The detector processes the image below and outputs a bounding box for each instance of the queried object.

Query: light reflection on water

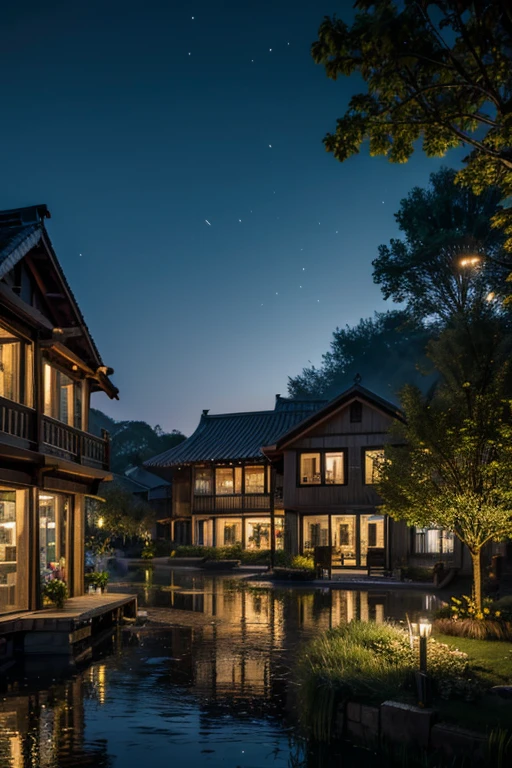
[0,569,441,768]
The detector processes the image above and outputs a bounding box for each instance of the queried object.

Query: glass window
[350,401,362,422]
[43,362,82,428]
[300,453,321,485]
[194,468,213,495]
[216,468,234,495]
[0,325,33,406]
[0,491,18,613]
[246,519,271,550]
[245,466,265,493]
[39,493,69,590]
[303,515,329,549]
[364,449,385,484]
[216,518,242,546]
[325,452,344,484]
[415,527,454,554]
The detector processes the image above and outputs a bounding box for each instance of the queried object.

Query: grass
[434,633,512,685]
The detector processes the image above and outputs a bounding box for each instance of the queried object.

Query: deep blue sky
[1,1,459,435]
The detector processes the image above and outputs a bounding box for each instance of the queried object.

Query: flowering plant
[450,595,502,622]
[42,578,68,609]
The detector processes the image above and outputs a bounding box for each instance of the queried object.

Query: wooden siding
[282,401,397,510]
[172,468,192,518]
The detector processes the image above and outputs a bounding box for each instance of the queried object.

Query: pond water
[0,568,441,768]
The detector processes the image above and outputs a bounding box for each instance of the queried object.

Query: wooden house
[144,397,326,549]
[263,382,463,571]
[147,382,464,573]
[0,204,118,616]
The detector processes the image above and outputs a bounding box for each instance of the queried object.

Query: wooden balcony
[193,493,273,513]
[0,396,110,471]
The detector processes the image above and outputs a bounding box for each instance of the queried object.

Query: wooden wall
[282,401,397,511]
[172,467,192,518]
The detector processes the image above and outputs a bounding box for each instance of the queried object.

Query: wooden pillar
[73,495,85,596]
[269,464,276,570]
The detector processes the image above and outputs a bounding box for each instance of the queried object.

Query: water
[0,568,440,768]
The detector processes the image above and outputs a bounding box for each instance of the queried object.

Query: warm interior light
[97,517,104,529]
[486,292,495,302]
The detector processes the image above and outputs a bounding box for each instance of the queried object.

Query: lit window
[325,452,344,484]
[216,468,234,495]
[364,449,385,484]
[194,468,213,495]
[0,325,33,406]
[300,453,321,485]
[43,362,82,428]
[245,466,265,493]
[415,528,454,555]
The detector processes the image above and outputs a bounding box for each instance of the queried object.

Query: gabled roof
[144,402,326,468]
[0,205,118,399]
[274,394,328,412]
[125,465,171,489]
[266,383,404,453]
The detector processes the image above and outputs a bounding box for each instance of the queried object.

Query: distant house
[144,396,325,549]
[0,205,118,615]
[146,383,465,572]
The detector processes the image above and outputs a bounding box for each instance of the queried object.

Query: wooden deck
[0,593,137,655]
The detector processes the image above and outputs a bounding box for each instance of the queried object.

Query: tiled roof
[144,405,323,467]
[125,465,171,489]
[274,395,328,412]
[0,222,43,280]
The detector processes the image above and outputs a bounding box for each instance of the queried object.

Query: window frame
[193,463,269,497]
[0,319,34,408]
[297,449,348,487]
[362,446,386,486]
[42,358,83,429]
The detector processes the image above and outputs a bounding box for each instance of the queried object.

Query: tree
[86,484,155,554]
[312,1,512,255]
[377,310,512,609]
[373,168,507,320]
[288,310,432,400]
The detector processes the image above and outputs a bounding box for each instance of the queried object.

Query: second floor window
[364,449,385,484]
[300,451,346,485]
[0,324,33,407]
[194,468,213,495]
[43,362,82,429]
[245,466,265,494]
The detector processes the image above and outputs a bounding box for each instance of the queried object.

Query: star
[205,219,211,226]
[269,48,272,52]
[188,52,191,56]
[238,219,242,222]
[268,144,272,148]
[276,292,278,295]
[191,16,194,20]
[302,267,305,271]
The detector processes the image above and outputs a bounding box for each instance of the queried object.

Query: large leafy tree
[374,168,507,320]
[378,310,512,609]
[288,310,432,400]
[312,1,512,256]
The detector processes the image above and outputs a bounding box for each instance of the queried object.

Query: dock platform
[0,593,137,656]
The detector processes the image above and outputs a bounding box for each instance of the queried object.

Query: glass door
[39,494,70,590]
[360,513,385,567]
[332,515,357,566]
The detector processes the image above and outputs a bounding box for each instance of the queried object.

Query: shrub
[85,571,109,591]
[291,554,315,571]
[401,566,434,582]
[295,621,481,742]
[42,579,69,609]
[434,595,512,640]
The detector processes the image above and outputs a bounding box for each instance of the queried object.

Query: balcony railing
[193,493,273,513]
[0,396,109,471]
[41,416,109,470]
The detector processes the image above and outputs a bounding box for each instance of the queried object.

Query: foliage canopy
[312,1,512,255]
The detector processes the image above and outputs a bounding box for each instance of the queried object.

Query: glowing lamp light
[486,292,495,302]
[459,255,481,268]
[418,618,432,639]
[97,517,104,529]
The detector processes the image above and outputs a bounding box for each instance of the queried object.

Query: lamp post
[411,618,432,707]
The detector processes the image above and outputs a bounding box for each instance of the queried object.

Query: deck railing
[0,397,36,442]
[42,416,109,470]
[193,493,273,513]
[0,397,109,470]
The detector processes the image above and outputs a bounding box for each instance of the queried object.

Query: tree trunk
[470,548,482,612]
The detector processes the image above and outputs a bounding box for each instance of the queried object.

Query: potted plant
[85,571,109,593]
[42,578,68,609]
[141,541,155,560]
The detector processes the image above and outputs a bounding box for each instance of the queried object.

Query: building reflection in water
[0,572,440,766]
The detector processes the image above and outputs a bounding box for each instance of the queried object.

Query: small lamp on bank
[411,617,432,707]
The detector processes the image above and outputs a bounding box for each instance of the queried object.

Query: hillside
[89,409,186,473]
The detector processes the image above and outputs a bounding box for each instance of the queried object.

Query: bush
[401,566,434,582]
[153,539,173,557]
[291,554,315,571]
[42,579,69,609]
[295,621,481,742]
[434,595,512,640]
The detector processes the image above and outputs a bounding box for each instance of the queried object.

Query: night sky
[1,1,462,436]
